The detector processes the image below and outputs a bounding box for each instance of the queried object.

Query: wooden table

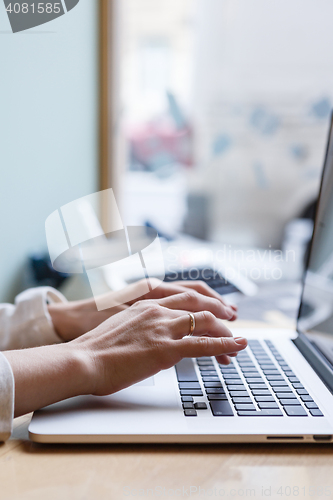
[2,318,333,500]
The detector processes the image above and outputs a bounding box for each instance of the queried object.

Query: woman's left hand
[48,279,237,342]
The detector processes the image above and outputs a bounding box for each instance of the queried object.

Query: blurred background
[1,0,333,324]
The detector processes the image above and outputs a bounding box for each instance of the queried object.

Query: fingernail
[234,337,247,346]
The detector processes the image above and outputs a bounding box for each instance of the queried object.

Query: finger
[157,291,235,321]
[215,354,231,365]
[169,310,234,339]
[173,281,238,312]
[174,335,248,359]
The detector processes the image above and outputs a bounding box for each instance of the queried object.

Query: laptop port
[313,435,332,442]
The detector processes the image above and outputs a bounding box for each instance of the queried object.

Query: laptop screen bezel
[296,112,333,336]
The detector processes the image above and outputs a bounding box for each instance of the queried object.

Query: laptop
[29,116,333,444]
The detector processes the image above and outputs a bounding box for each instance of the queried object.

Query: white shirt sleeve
[0,353,14,442]
[0,287,67,351]
[0,286,67,441]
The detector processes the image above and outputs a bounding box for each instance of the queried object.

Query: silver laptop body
[29,117,333,444]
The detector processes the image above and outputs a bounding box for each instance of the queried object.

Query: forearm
[3,344,90,418]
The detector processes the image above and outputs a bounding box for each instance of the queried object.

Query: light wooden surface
[2,317,333,500]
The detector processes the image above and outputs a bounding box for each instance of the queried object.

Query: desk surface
[2,317,333,500]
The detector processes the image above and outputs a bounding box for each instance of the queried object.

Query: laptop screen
[297,115,333,363]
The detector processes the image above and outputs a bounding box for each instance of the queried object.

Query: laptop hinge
[293,334,333,394]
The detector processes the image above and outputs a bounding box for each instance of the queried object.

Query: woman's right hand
[5,290,247,417]
[73,291,247,397]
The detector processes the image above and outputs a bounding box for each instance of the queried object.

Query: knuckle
[183,290,199,303]
[146,301,162,316]
[197,281,210,292]
[200,310,215,325]
[218,336,230,351]
[196,336,211,350]
[134,300,162,318]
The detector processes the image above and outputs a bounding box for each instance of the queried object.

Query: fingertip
[234,337,247,347]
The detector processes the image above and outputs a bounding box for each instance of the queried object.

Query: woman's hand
[5,291,247,417]
[48,279,237,342]
[73,291,246,397]
[127,278,238,319]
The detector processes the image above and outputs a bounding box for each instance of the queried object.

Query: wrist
[48,302,83,342]
[4,342,93,417]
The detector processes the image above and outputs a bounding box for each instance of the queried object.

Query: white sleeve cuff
[0,287,68,351]
[13,286,68,348]
[0,352,14,441]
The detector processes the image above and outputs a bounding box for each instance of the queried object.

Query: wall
[0,0,99,301]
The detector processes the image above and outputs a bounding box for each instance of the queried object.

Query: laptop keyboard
[163,268,239,295]
[175,340,324,417]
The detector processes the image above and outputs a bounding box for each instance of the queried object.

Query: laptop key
[206,388,226,394]
[246,378,264,384]
[235,404,256,411]
[238,410,283,417]
[229,391,249,398]
[207,394,228,400]
[289,377,300,383]
[305,402,318,409]
[258,402,279,409]
[279,364,291,370]
[254,396,275,402]
[221,374,241,379]
[269,381,288,387]
[232,397,253,403]
[184,409,197,416]
[275,392,294,399]
[300,395,313,402]
[204,382,223,388]
[225,379,243,385]
[292,383,304,389]
[202,376,220,382]
[180,389,203,396]
[272,387,294,393]
[181,396,194,403]
[175,359,198,382]
[227,385,246,391]
[285,371,296,377]
[266,375,284,381]
[284,406,307,417]
[252,389,271,396]
[279,399,300,405]
[248,383,268,390]
[179,382,201,390]
[183,402,194,409]
[210,400,234,416]
[243,372,261,378]
[199,365,216,371]
[194,402,207,410]
[310,409,324,416]
[296,389,309,396]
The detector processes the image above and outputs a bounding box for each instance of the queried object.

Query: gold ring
[188,313,195,336]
